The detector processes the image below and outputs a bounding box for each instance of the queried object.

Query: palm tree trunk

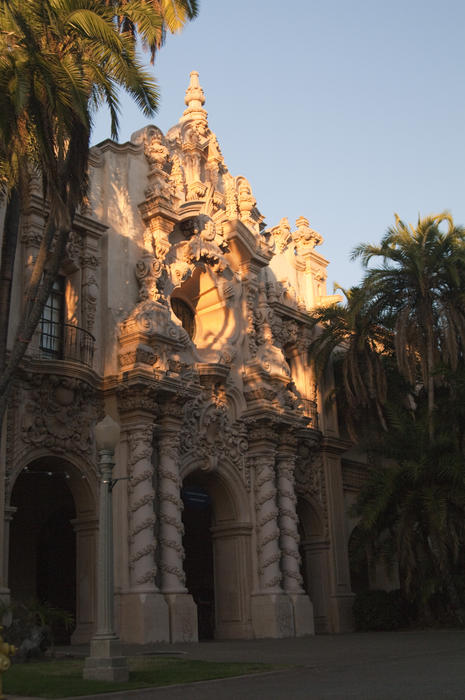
[0,201,75,424]
[0,187,21,373]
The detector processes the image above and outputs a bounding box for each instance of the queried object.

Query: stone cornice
[269,301,313,325]
[90,138,143,159]
[223,219,273,268]
[320,435,352,455]
[20,357,101,389]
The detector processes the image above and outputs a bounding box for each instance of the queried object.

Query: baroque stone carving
[295,445,328,533]
[21,374,98,457]
[292,216,323,255]
[181,392,250,488]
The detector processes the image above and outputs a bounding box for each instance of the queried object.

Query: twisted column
[127,424,157,589]
[157,412,186,593]
[276,435,304,593]
[254,450,282,592]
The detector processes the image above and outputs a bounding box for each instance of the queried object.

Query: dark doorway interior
[9,461,76,642]
[181,479,214,639]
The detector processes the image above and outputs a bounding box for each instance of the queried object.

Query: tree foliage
[309,212,465,623]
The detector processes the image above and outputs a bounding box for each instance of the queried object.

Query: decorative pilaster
[276,431,314,635]
[157,398,197,642]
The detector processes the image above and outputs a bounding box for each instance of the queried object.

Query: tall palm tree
[0,0,164,418]
[353,213,465,437]
[308,284,393,437]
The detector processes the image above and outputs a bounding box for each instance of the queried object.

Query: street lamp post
[83,415,129,682]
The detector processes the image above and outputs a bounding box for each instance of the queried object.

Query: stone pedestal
[119,591,170,643]
[83,637,128,682]
[289,593,314,636]
[251,593,294,638]
[164,593,198,642]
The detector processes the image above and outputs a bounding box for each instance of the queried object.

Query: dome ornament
[181,70,208,125]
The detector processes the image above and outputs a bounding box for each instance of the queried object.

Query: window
[171,297,195,340]
[40,277,65,357]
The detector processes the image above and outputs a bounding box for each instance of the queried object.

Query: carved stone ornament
[117,383,159,416]
[269,217,292,253]
[295,446,328,531]
[292,216,323,255]
[21,374,98,457]
[181,393,250,488]
[144,128,170,171]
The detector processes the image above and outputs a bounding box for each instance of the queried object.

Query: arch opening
[181,467,252,640]
[297,496,330,634]
[8,456,96,643]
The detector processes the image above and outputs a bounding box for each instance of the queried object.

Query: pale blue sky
[91,0,465,291]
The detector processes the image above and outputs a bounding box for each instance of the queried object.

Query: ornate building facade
[0,72,357,643]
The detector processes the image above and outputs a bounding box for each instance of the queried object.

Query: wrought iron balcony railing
[39,321,95,368]
[301,398,319,429]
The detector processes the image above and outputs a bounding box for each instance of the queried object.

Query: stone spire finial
[184,71,205,110]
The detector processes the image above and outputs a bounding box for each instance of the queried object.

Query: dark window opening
[40,278,65,357]
[171,297,195,340]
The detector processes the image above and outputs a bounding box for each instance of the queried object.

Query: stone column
[119,420,169,643]
[276,432,314,635]
[127,424,157,589]
[321,439,354,632]
[157,401,197,642]
[248,421,294,638]
[71,516,98,644]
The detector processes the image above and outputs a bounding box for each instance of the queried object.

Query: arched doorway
[8,456,97,643]
[181,481,214,639]
[181,468,253,640]
[297,496,331,634]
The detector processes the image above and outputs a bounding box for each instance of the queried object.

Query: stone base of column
[329,592,355,633]
[164,593,198,642]
[289,593,315,636]
[83,637,128,682]
[119,591,170,643]
[251,593,294,638]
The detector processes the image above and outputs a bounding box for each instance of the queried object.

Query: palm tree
[0,0,164,418]
[108,0,199,61]
[352,213,465,437]
[308,284,393,437]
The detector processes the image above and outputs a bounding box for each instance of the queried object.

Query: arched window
[171,297,195,340]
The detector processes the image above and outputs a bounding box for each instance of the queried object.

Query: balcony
[39,321,95,368]
[301,398,319,429]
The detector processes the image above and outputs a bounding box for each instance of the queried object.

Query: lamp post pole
[83,416,128,682]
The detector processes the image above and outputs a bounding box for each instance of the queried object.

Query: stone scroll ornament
[127,424,157,587]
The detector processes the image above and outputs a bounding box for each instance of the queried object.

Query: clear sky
[91,0,465,292]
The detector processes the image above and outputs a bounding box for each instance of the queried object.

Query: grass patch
[5,655,276,698]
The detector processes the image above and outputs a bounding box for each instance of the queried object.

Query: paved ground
[9,629,465,700]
